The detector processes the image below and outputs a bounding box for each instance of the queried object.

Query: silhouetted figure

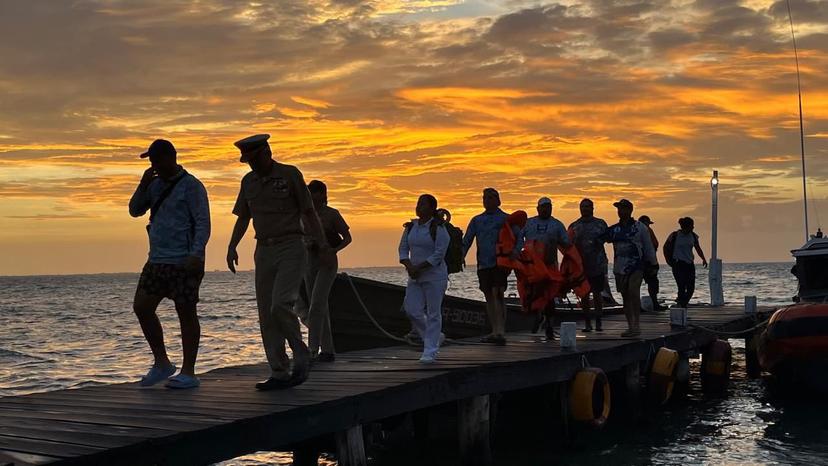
[515,197,570,339]
[817,228,824,239]
[226,134,331,390]
[462,188,509,345]
[638,215,665,312]
[399,194,450,364]
[663,217,708,308]
[568,198,609,332]
[604,199,657,338]
[304,180,352,363]
[128,139,210,389]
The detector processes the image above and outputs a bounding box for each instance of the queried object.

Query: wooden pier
[0,305,774,466]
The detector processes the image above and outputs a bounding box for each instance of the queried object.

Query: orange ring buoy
[648,347,679,405]
[701,339,732,394]
[570,367,611,428]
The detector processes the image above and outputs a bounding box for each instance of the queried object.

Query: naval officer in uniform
[226,134,332,390]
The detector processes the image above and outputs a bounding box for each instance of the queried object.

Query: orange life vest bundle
[496,211,591,313]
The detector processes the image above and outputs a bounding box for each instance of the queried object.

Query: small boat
[757,13,828,392]
[329,273,620,352]
[758,235,828,392]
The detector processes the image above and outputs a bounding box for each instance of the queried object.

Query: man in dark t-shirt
[568,198,608,332]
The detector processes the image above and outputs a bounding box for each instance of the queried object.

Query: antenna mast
[787,0,809,241]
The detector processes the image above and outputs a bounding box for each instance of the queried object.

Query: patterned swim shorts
[137,262,205,305]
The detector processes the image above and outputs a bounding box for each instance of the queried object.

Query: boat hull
[758,302,828,392]
[329,274,615,352]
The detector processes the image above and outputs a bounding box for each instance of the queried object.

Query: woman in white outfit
[398,194,450,364]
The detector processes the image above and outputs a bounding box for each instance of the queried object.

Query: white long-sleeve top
[398,218,450,283]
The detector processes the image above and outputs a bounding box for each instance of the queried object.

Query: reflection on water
[2,264,824,465]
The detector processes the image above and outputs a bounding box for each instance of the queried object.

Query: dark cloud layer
[0,0,826,271]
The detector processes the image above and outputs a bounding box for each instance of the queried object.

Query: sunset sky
[1,0,827,275]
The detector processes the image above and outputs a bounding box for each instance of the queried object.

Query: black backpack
[404,208,465,274]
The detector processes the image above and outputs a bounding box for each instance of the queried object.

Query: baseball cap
[139,139,176,159]
[613,198,633,209]
[638,215,654,225]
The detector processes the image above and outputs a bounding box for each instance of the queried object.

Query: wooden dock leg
[745,333,761,379]
[458,395,492,466]
[335,425,367,466]
[292,447,319,466]
[558,383,571,445]
[624,362,641,418]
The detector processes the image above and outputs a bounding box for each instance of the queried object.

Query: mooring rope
[688,318,770,337]
[343,273,483,347]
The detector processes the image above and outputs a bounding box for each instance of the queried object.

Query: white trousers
[403,279,448,357]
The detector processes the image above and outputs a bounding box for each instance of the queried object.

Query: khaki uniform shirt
[232,161,313,240]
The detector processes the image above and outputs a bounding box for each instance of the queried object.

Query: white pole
[710,171,724,306]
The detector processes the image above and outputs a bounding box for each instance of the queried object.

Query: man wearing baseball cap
[604,199,657,337]
[462,188,510,344]
[129,139,211,389]
[568,198,609,332]
[226,134,332,390]
[514,196,571,339]
[638,215,665,312]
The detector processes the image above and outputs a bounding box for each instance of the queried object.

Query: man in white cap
[129,139,211,389]
[515,197,570,266]
[226,134,331,390]
[514,196,570,338]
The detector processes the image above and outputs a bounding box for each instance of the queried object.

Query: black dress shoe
[255,377,297,391]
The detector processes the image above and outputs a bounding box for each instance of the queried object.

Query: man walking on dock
[463,188,509,345]
[514,197,570,339]
[604,199,657,337]
[129,139,211,389]
[663,217,708,308]
[226,134,331,390]
[639,215,666,312]
[568,199,609,332]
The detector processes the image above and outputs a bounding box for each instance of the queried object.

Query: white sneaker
[419,354,436,364]
[139,363,176,387]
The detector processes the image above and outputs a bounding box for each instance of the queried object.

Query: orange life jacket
[496,210,528,271]
[559,244,591,300]
[497,211,591,312]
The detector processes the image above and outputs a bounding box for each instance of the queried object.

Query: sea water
[2,263,827,464]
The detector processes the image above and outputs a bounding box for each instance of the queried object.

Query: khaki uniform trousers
[254,238,309,378]
[305,251,337,356]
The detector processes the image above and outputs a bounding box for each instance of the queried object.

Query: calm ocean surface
[2,263,827,465]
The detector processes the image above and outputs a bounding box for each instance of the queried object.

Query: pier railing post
[458,395,492,466]
[335,424,367,466]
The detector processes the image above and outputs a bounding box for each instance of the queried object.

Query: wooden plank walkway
[0,306,774,466]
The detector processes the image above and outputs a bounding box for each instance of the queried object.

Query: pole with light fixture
[709,170,724,306]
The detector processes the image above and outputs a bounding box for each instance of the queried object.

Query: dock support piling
[745,333,761,379]
[458,395,492,466]
[624,362,641,417]
[559,383,572,444]
[292,447,319,466]
[335,425,367,466]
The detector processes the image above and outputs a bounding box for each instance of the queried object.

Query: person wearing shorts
[463,188,509,345]
[129,139,211,389]
[568,199,609,332]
